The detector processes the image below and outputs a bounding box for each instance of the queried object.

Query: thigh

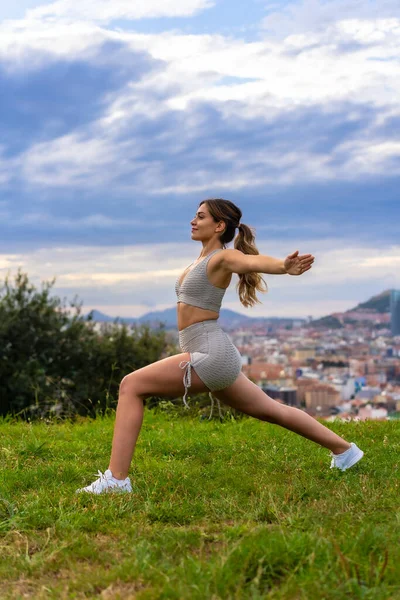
[121,352,210,400]
[212,372,285,422]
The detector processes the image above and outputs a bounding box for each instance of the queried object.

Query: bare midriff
[177,252,232,331]
[177,303,220,332]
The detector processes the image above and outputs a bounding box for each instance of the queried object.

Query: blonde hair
[199,198,268,308]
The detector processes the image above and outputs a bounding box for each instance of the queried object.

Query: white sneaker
[330,442,364,471]
[76,469,132,494]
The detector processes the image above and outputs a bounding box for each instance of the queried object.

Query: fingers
[300,255,315,265]
[300,256,315,274]
[289,252,315,275]
[299,254,314,260]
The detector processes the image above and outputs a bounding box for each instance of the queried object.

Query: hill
[307,289,392,329]
[349,289,391,313]
[1,414,398,599]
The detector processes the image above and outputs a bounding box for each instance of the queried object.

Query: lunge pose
[77,199,363,494]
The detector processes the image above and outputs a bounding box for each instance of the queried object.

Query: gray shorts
[178,319,242,409]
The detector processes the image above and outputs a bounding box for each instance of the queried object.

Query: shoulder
[218,249,254,275]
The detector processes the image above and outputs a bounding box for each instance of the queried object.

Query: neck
[199,245,223,258]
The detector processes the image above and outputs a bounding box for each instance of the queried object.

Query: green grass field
[1,411,399,599]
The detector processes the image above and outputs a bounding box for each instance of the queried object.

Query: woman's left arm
[220,249,314,276]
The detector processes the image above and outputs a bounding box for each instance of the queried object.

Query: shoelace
[90,470,113,491]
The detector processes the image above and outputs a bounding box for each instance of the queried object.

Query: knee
[119,373,136,395]
[119,372,147,400]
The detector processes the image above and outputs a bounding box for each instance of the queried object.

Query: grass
[0,411,399,599]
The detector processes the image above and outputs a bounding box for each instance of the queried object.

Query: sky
[0,0,399,319]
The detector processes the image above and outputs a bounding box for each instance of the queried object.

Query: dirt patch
[0,575,149,600]
[100,581,148,599]
[0,580,36,600]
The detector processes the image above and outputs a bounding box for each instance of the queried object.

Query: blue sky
[0,0,399,319]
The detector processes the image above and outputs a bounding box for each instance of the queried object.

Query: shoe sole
[76,486,132,494]
[342,448,364,471]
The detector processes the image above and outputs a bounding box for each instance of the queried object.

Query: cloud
[261,0,400,37]
[26,0,215,24]
[0,39,163,157]
[1,14,398,199]
[13,98,399,194]
[1,175,398,256]
[332,139,400,173]
[0,1,398,274]
[1,239,398,318]
[0,211,144,229]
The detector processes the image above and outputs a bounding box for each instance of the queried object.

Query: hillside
[1,413,399,599]
[308,289,392,329]
[349,289,391,313]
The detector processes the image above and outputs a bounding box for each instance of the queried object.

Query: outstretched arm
[220,249,315,276]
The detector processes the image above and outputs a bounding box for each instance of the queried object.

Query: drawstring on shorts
[179,359,223,419]
[208,392,223,420]
[179,360,192,409]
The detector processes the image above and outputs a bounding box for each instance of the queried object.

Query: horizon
[83,287,394,322]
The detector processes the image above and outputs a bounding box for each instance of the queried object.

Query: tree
[0,270,168,417]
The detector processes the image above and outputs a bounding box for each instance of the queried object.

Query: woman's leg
[108,388,145,480]
[108,352,210,479]
[213,373,351,454]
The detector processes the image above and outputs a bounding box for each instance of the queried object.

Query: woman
[77,199,363,494]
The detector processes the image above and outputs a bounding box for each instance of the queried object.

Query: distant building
[293,347,315,361]
[357,405,388,420]
[242,362,286,383]
[240,354,252,366]
[330,377,357,401]
[390,289,400,336]
[295,378,319,404]
[356,387,381,401]
[264,385,298,406]
[304,384,341,412]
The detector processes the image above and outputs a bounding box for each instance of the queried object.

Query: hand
[284,250,315,276]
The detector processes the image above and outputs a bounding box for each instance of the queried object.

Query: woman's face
[190,204,224,239]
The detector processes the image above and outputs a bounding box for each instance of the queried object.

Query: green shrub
[0,270,168,418]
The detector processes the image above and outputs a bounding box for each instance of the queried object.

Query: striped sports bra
[175,249,227,313]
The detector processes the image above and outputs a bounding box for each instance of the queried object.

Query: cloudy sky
[0,0,399,320]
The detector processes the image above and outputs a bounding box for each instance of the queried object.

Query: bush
[0,270,169,418]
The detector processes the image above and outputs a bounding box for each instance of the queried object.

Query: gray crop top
[175,249,227,313]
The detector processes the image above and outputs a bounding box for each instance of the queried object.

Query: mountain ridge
[307,289,393,329]
[85,289,394,330]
